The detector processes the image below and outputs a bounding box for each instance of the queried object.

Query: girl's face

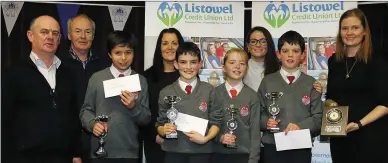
[223,52,248,81]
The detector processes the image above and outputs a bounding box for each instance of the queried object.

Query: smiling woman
[326,8,388,163]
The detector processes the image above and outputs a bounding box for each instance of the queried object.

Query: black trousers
[210,153,249,163]
[143,138,165,163]
[81,131,92,163]
[91,158,138,163]
[164,152,210,163]
[8,156,72,163]
[262,144,311,163]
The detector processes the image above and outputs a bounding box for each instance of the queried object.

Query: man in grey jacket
[80,31,150,163]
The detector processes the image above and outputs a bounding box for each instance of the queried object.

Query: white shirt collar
[225,80,244,93]
[280,67,301,84]
[178,77,198,93]
[30,51,61,69]
[110,64,132,78]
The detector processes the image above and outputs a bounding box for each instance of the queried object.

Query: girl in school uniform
[211,48,261,163]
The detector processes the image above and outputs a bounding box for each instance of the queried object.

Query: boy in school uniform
[80,31,151,163]
[211,48,261,163]
[156,42,222,163]
[257,30,323,163]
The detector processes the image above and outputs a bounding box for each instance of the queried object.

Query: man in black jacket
[59,14,108,163]
[2,15,82,163]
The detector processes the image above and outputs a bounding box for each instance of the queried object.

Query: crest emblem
[240,106,249,116]
[302,95,310,105]
[199,102,208,112]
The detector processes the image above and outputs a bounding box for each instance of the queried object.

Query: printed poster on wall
[145,1,244,86]
[252,2,357,163]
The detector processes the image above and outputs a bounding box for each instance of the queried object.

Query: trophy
[321,106,349,136]
[265,92,283,133]
[163,95,181,139]
[225,104,238,148]
[94,115,110,158]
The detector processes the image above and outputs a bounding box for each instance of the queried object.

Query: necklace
[345,58,356,78]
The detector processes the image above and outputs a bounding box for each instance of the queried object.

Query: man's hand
[283,123,301,135]
[120,90,136,109]
[72,157,82,163]
[184,131,208,145]
[156,135,164,145]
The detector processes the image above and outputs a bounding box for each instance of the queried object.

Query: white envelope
[274,129,313,151]
[174,112,209,136]
[103,74,142,98]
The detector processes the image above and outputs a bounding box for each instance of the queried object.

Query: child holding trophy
[80,31,151,163]
[211,48,261,163]
[156,42,222,163]
[257,30,322,163]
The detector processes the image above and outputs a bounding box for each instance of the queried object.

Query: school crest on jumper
[302,95,310,105]
[240,106,249,116]
[199,102,208,112]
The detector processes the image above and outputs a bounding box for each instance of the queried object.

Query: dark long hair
[245,26,279,76]
[146,28,184,82]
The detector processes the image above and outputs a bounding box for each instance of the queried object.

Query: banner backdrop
[252,2,358,163]
[145,1,244,85]
[1,1,24,36]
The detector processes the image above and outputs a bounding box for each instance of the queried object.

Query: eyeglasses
[249,38,267,46]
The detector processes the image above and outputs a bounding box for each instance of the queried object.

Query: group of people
[204,40,230,69]
[3,8,388,163]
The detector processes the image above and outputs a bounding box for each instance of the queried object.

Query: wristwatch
[356,121,363,129]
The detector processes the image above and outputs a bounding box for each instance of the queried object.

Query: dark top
[59,52,109,109]
[141,68,180,141]
[326,53,388,159]
[2,58,82,160]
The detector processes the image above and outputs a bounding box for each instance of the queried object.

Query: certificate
[103,74,142,98]
[274,129,313,151]
[175,112,209,136]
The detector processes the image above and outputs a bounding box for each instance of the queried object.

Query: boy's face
[109,45,134,72]
[174,53,202,82]
[222,52,248,81]
[277,42,305,71]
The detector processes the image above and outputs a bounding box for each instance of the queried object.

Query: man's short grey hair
[67,14,96,35]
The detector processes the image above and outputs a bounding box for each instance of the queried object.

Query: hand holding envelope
[173,112,209,144]
[103,74,142,98]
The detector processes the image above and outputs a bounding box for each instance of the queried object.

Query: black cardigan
[2,58,82,160]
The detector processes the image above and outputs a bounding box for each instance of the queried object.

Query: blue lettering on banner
[293,2,344,12]
[185,3,233,14]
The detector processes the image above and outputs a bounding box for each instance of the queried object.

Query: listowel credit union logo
[157,2,183,27]
[264,2,290,28]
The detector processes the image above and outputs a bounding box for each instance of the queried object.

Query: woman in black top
[325,8,388,163]
[140,28,184,163]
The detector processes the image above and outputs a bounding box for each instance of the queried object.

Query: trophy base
[94,149,108,158]
[270,127,280,133]
[225,143,237,149]
[166,132,178,139]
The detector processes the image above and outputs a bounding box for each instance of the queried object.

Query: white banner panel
[252,1,358,38]
[145,1,244,71]
[253,2,357,163]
